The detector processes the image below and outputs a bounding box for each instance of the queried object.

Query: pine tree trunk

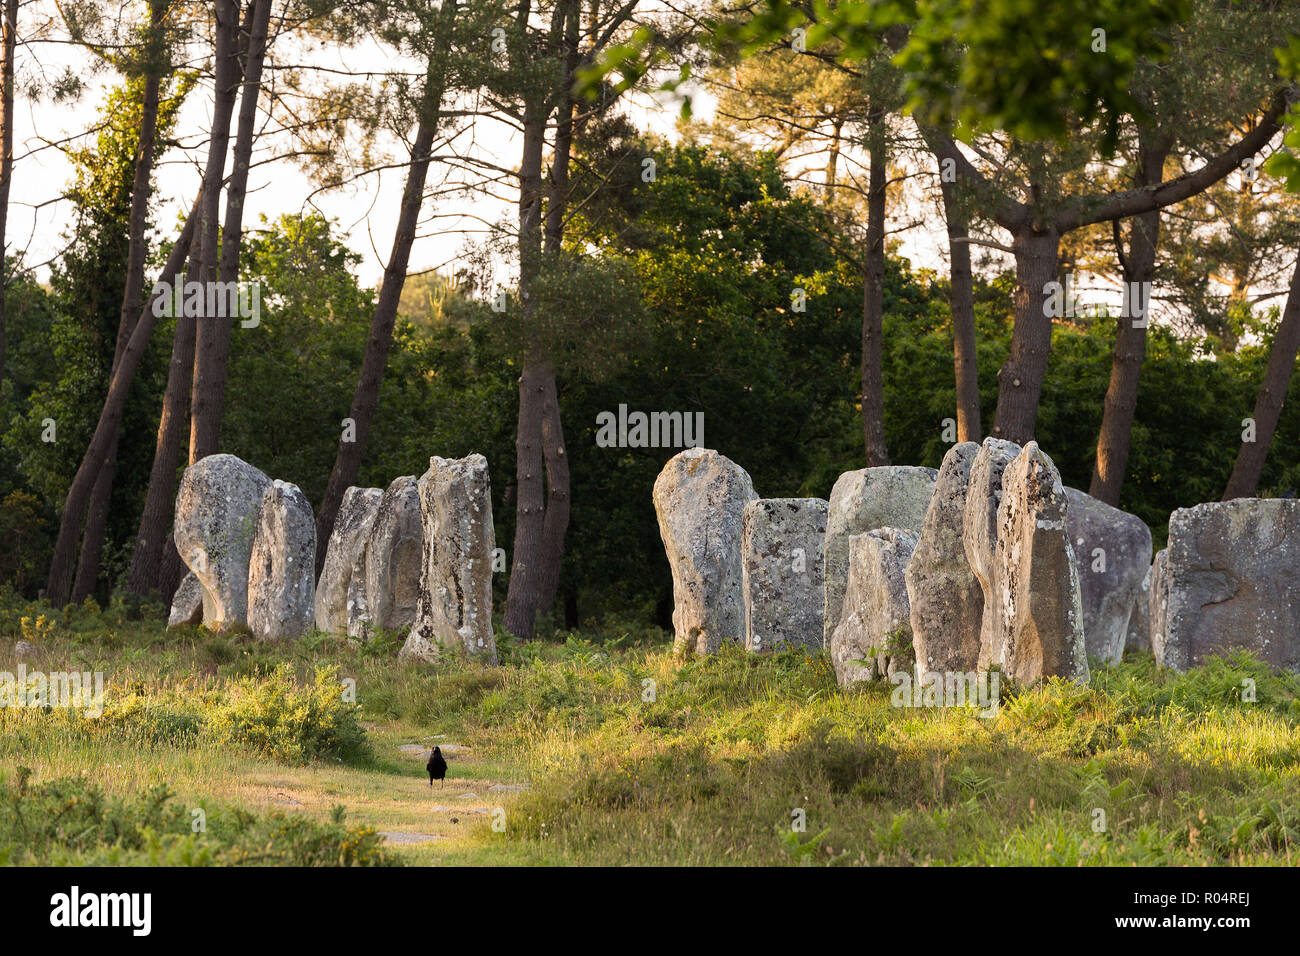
[0,0,17,388]
[941,178,981,443]
[188,0,242,463]
[861,115,889,466]
[125,2,244,599]
[72,1,170,601]
[313,50,449,572]
[1222,255,1300,500]
[534,367,569,617]
[504,96,548,640]
[47,199,201,605]
[504,364,547,638]
[992,225,1061,444]
[124,259,199,599]
[1089,140,1168,505]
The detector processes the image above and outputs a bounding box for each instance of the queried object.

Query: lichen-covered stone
[401,454,496,664]
[653,448,758,657]
[741,498,827,652]
[167,571,203,629]
[247,480,316,641]
[1126,564,1152,654]
[348,476,422,641]
[830,528,918,686]
[1065,487,1153,664]
[173,454,271,630]
[315,486,383,634]
[1153,500,1300,672]
[823,466,936,648]
[962,438,1021,670]
[906,442,983,673]
[989,442,1088,684]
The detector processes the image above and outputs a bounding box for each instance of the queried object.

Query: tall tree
[72,0,175,600]
[0,0,17,388]
[125,0,257,599]
[939,173,980,442]
[187,0,246,463]
[1222,256,1300,500]
[1088,129,1170,505]
[313,0,465,572]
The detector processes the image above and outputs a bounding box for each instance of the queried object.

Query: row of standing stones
[653,443,1300,686]
[166,452,497,664]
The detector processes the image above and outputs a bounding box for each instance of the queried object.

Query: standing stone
[1125,564,1152,654]
[248,480,316,641]
[401,454,496,664]
[990,442,1088,684]
[348,476,422,640]
[173,454,271,630]
[1149,548,1169,663]
[830,528,918,686]
[315,486,383,634]
[1065,487,1153,664]
[741,498,828,653]
[653,448,758,657]
[1153,500,1300,672]
[962,438,1021,669]
[823,466,936,648]
[906,442,983,673]
[167,572,204,629]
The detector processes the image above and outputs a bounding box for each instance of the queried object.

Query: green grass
[2,588,1299,865]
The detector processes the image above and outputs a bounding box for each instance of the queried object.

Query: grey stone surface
[830,528,918,687]
[653,448,758,657]
[1153,500,1300,672]
[401,454,496,663]
[173,454,272,629]
[1065,487,1153,664]
[962,438,1022,670]
[348,476,422,641]
[990,442,1088,684]
[741,497,828,653]
[1150,548,1169,663]
[248,480,316,641]
[1126,564,1152,654]
[168,571,204,629]
[906,442,983,673]
[315,486,383,634]
[823,466,936,648]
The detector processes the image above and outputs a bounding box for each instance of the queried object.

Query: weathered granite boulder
[963,438,1021,669]
[989,442,1088,684]
[315,486,383,634]
[830,528,918,686]
[1152,500,1300,672]
[741,498,828,652]
[248,480,316,640]
[653,448,758,657]
[167,572,204,629]
[401,454,496,664]
[348,476,422,640]
[173,454,271,629]
[906,442,983,673]
[1065,487,1153,664]
[1149,548,1169,663]
[823,466,936,648]
[1126,564,1152,653]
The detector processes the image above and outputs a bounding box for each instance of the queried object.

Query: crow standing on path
[427,746,447,787]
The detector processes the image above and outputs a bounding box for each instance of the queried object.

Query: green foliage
[0,774,390,866]
[706,0,1189,146]
[206,664,372,764]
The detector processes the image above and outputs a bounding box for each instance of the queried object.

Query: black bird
[427,746,448,787]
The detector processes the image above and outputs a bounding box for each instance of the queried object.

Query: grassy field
[2,589,1299,866]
